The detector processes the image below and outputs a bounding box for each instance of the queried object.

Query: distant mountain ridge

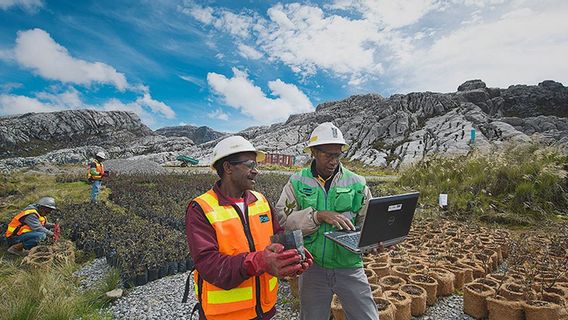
[156,125,226,145]
[0,109,195,168]
[1,79,567,171]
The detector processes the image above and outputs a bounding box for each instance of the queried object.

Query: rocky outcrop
[0,109,194,170]
[181,80,568,167]
[0,109,157,158]
[155,125,225,144]
[1,80,567,171]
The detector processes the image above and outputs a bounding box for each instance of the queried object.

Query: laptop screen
[358,192,419,247]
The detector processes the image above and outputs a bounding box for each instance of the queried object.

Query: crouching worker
[5,197,57,256]
[185,136,313,320]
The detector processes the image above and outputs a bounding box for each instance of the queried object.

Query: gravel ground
[75,259,475,320]
[413,295,474,320]
[74,258,112,291]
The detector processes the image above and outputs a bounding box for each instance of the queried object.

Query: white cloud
[207,67,314,124]
[184,5,214,24]
[0,86,175,125]
[501,7,533,19]
[180,1,568,93]
[14,28,128,90]
[214,11,254,38]
[396,4,568,92]
[35,87,82,107]
[0,0,43,13]
[207,108,229,121]
[332,0,440,29]
[0,82,23,92]
[185,3,417,86]
[462,0,506,8]
[0,94,60,115]
[237,43,263,59]
[257,4,385,79]
[101,90,175,124]
[136,87,176,119]
[0,47,14,62]
[101,98,156,124]
[179,74,205,87]
[0,88,82,115]
[182,5,254,38]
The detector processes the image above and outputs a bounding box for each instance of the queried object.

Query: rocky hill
[0,109,194,170]
[156,125,225,144]
[1,80,567,171]
[183,79,568,167]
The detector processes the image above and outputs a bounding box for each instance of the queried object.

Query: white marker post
[439,193,448,209]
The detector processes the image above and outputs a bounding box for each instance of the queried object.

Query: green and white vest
[290,165,366,269]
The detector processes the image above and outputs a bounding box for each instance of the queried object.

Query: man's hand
[316,211,355,231]
[295,248,314,275]
[245,243,303,277]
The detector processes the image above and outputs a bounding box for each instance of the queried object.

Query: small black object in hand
[270,230,305,262]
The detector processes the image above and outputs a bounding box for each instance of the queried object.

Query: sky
[0,0,567,132]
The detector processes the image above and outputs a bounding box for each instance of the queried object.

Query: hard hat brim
[210,150,266,169]
[304,142,349,154]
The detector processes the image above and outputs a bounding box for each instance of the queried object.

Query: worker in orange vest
[185,136,313,320]
[5,197,57,256]
[88,151,108,202]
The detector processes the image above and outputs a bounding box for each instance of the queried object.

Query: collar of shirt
[310,160,340,192]
[212,180,258,207]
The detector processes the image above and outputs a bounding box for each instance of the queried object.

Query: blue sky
[1,0,567,131]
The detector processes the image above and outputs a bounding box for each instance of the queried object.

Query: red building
[261,153,295,167]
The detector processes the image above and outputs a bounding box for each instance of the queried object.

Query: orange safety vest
[88,159,104,180]
[5,208,47,238]
[192,189,278,320]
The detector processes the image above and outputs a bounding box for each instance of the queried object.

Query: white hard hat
[210,136,266,168]
[95,151,107,159]
[37,196,57,210]
[304,122,349,154]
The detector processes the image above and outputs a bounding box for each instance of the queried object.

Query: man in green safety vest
[275,122,378,320]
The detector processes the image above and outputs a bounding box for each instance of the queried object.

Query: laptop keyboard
[339,233,361,247]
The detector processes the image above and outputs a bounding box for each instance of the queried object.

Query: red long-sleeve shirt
[185,181,282,319]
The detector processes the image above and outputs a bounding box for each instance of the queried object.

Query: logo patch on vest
[301,187,313,194]
[259,214,270,223]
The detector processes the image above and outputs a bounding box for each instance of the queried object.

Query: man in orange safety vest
[185,136,313,320]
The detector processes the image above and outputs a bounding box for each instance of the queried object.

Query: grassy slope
[372,144,568,227]
[0,170,117,320]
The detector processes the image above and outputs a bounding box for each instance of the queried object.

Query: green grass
[342,159,398,177]
[0,169,117,320]
[372,143,568,226]
[0,255,118,320]
[0,171,109,222]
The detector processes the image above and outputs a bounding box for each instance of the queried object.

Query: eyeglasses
[228,159,258,169]
[314,147,344,160]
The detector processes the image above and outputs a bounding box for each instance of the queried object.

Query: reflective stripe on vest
[192,189,278,320]
[88,160,104,180]
[5,209,46,238]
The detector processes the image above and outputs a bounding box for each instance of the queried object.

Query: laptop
[324,192,419,254]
